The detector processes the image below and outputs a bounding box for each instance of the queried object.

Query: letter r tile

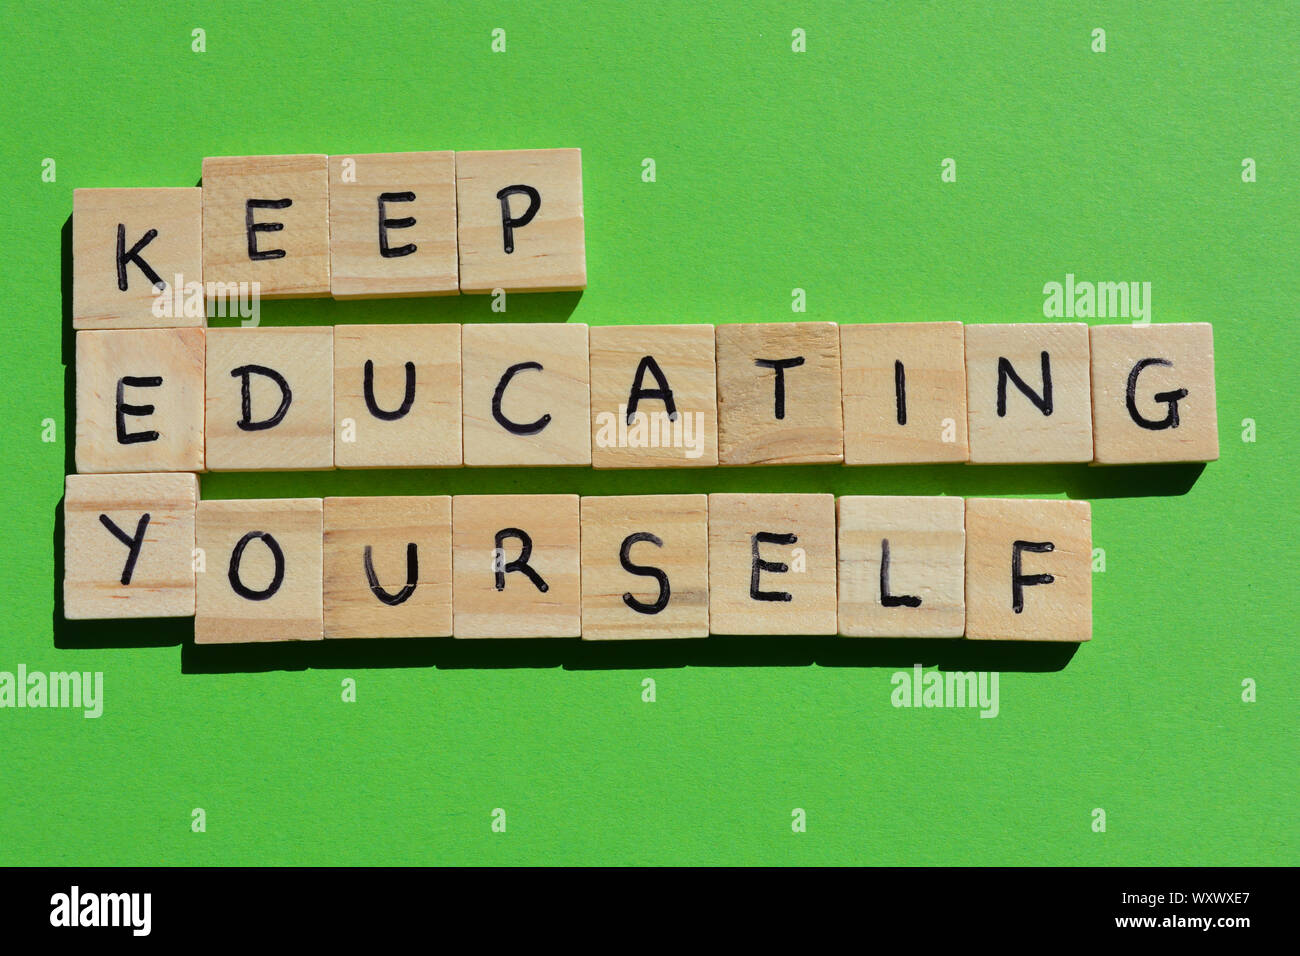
[452,495,581,638]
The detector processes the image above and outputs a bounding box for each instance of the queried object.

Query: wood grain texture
[588,324,718,468]
[75,327,206,473]
[195,497,323,643]
[333,323,462,468]
[456,148,586,292]
[63,472,198,619]
[837,495,965,637]
[964,497,1091,642]
[201,154,330,298]
[323,495,452,638]
[461,323,591,466]
[841,322,969,464]
[581,495,709,640]
[707,493,837,635]
[328,151,459,298]
[73,187,204,329]
[716,322,844,465]
[965,323,1093,463]
[452,494,581,637]
[205,326,334,471]
[1090,323,1219,463]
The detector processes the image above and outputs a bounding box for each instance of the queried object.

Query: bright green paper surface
[0,1,1294,866]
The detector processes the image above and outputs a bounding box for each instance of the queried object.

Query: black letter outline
[496,185,541,254]
[231,365,292,431]
[115,376,162,444]
[364,543,418,606]
[997,351,1053,417]
[1011,540,1055,614]
[378,191,417,258]
[245,198,293,261]
[879,538,922,608]
[116,224,165,291]
[493,528,549,593]
[754,357,806,421]
[363,359,416,421]
[98,513,150,586]
[228,531,286,601]
[619,532,670,615]
[492,362,551,435]
[626,356,678,424]
[894,360,908,426]
[750,531,797,602]
[1126,357,1187,430]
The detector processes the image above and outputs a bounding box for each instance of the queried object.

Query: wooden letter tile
[841,322,969,464]
[452,495,581,637]
[328,152,458,298]
[581,495,709,640]
[324,496,452,638]
[201,155,330,298]
[205,327,334,471]
[461,323,591,466]
[965,323,1093,463]
[715,323,844,464]
[333,324,462,468]
[588,325,718,468]
[72,187,204,330]
[455,148,586,293]
[837,496,965,637]
[195,498,323,643]
[1090,323,1219,463]
[63,473,198,619]
[964,497,1091,642]
[76,328,206,473]
[707,493,837,635]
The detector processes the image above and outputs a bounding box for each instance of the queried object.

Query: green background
[1,1,1295,866]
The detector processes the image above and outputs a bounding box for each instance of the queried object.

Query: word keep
[74,321,1220,472]
[71,149,586,329]
[62,485,1092,643]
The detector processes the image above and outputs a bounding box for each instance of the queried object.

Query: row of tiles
[76,321,1220,473]
[64,476,1092,643]
[72,150,586,327]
